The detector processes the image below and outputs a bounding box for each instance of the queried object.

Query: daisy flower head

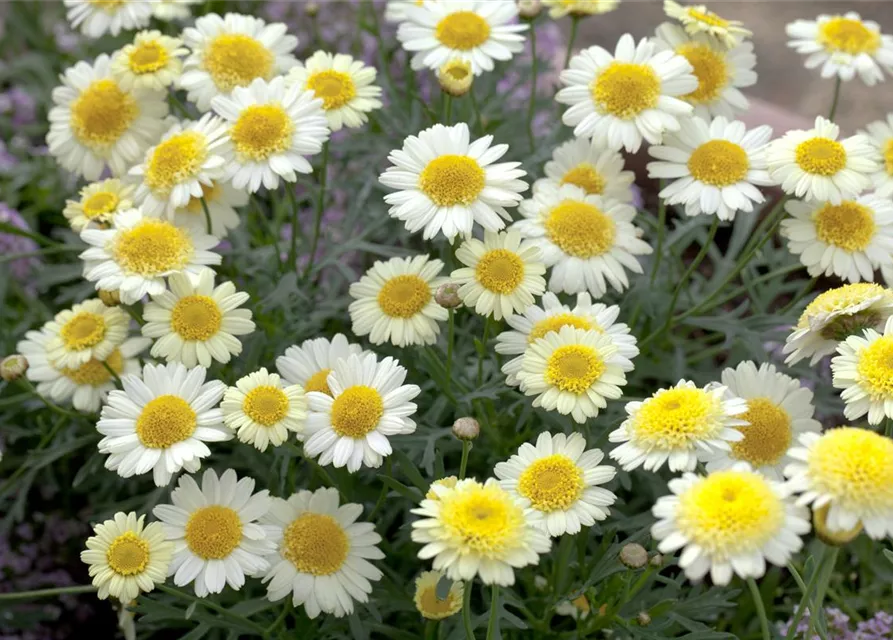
[262,487,384,618]
[648,116,773,221]
[652,464,810,585]
[861,113,893,198]
[304,352,420,472]
[386,1,426,23]
[833,316,893,424]
[64,0,152,38]
[786,13,893,86]
[276,334,364,395]
[542,0,619,20]
[396,0,528,76]
[766,116,879,204]
[45,298,130,369]
[663,1,752,49]
[609,380,748,473]
[151,0,201,22]
[411,477,551,586]
[63,179,135,232]
[556,34,697,153]
[179,12,299,111]
[414,571,464,620]
[81,512,172,601]
[111,30,188,91]
[141,270,255,368]
[171,180,248,238]
[451,230,546,320]
[495,432,617,536]
[222,368,307,451]
[513,182,651,298]
[47,55,169,181]
[96,361,229,487]
[286,51,383,132]
[785,427,893,539]
[780,194,893,283]
[516,326,630,424]
[152,468,277,597]
[538,137,636,204]
[379,123,528,242]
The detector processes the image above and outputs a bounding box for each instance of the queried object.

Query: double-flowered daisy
[411,478,551,586]
[833,317,893,424]
[222,368,307,451]
[64,0,152,38]
[44,298,129,369]
[543,0,619,19]
[785,427,893,539]
[652,465,809,585]
[262,487,384,618]
[780,194,893,283]
[152,469,277,597]
[171,180,248,238]
[861,114,893,198]
[349,255,448,347]
[648,116,772,221]
[414,571,464,620]
[451,230,546,320]
[537,137,636,204]
[557,34,697,153]
[379,123,528,241]
[304,352,420,472]
[495,432,617,537]
[96,362,229,486]
[276,334,364,396]
[609,380,748,472]
[47,54,169,181]
[663,1,752,48]
[514,183,651,298]
[63,179,135,232]
[111,30,188,91]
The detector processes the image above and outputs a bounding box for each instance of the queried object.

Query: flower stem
[157,584,268,636]
[285,185,299,270]
[477,318,490,386]
[649,181,667,284]
[303,140,330,279]
[828,77,842,122]
[805,546,839,640]
[462,580,475,639]
[0,585,97,601]
[443,94,453,124]
[446,309,455,395]
[459,440,471,480]
[486,585,500,640]
[564,17,579,69]
[199,196,213,235]
[746,578,770,640]
[470,88,486,134]
[101,361,123,387]
[526,19,539,152]
[785,548,833,640]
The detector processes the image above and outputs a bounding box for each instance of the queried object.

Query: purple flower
[778,607,854,640]
[0,203,38,280]
[856,611,893,640]
[6,87,36,126]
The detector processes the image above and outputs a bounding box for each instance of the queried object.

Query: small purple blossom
[0,203,38,280]
[856,611,893,640]
[778,607,854,640]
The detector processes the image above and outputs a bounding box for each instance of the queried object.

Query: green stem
[443,94,453,124]
[199,196,213,235]
[470,88,485,133]
[122,304,144,326]
[18,379,83,419]
[304,140,330,279]
[828,77,842,121]
[886,419,893,438]
[459,440,471,480]
[285,184,300,271]
[167,90,191,118]
[446,309,455,396]
[486,585,500,640]
[477,318,490,386]
[564,17,579,69]
[101,361,123,387]
[264,601,291,635]
[463,581,476,639]
[649,181,667,283]
[805,547,839,640]
[0,585,97,600]
[526,19,539,152]
[785,550,829,640]
[157,584,268,636]
[425,620,438,640]
[746,578,770,640]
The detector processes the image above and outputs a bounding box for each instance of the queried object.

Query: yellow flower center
[89,0,125,11]
[517,454,584,512]
[61,349,123,387]
[439,485,525,554]
[61,312,107,350]
[70,79,138,149]
[528,314,598,344]
[799,283,892,329]
[545,344,605,394]
[330,385,384,438]
[592,62,660,119]
[230,104,294,161]
[304,368,333,395]
[128,40,169,74]
[687,140,749,186]
[114,219,193,276]
[204,34,274,92]
[184,182,221,214]
[561,164,606,195]
[855,335,893,399]
[632,387,722,448]
[135,395,197,448]
[677,42,728,104]
[282,513,349,575]
[794,137,847,176]
[545,200,616,258]
[243,385,290,426]
[686,7,729,28]
[817,17,880,55]
[145,131,208,194]
[185,505,243,560]
[814,201,876,252]
[884,138,893,177]
[82,191,120,219]
[106,532,149,576]
[435,11,491,50]
[426,476,458,500]
[418,155,485,207]
[170,295,222,341]
[730,398,792,467]
[807,427,893,510]
[676,471,784,557]
[475,249,524,294]
[377,274,431,318]
[306,69,357,111]
[417,583,461,619]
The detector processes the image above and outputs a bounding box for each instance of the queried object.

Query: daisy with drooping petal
[767,116,879,204]
[96,362,229,487]
[556,34,697,153]
[652,464,809,585]
[833,317,893,424]
[348,255,448,347]
[537,137,636,204]
[45,298,129,369]
[542,0,619,20]
[414,571,464,620]
[495,432,617,537]
[648,116,773,221]
[276,334,364,395]
[452,230,546,320]
[379,123,528,241]
[262,487,384,618]
[81,512,172,601]
[63,179,135,232]
[663,1,752,48]
[47,55,169,181]
[152,0,201,21]
[111,30,188,91]
[171,180,248,238]
[780,194,893,283]
[513,183,651,298]
[609,380,748,472]
[861,113,893,198]
[222,368,307,451]
[303,352,420,472]
[64,0,152,38]
[152,468,277,597]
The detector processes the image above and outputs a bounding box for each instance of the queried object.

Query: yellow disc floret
[307,70,357,111]
[813,201,876,252]
[475,249,524,294]
[282,513,349,575]
[243,385,290,426]
[82,191,120,219]
[730,398,792,467]
[419,155,486,207]
[377,275,431,318]
[128,39,169,74]
[592,62,660,119]
[687,140,749,186]
[631,387,723,448]
[438,483,526,554]
[545,344,605,394]
[106,532,150,576]
[114,219,193,276]
[170,295,222,341]
[185,505,243,559]
[545,200,616,258]
[304,368,333,395]
[807,427,893,511]
[795,137,847,176]
[517,454,584,511]
[61,349,123,386]
[204,34,273,91]
[230,104,295,161]
[561,164,607,195]
[528,314,598,344]
[676,43,728,105]
[817,17,880,55]
[70,79,139,149]
[435,11,491,50]
[61,312,107,350]
[145,131,208,194]
[135,395,197,448]
[855,335,893,399]
[330,385,384,438]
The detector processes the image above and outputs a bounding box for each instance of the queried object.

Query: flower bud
[649,553,663,567]
[435,282,462,309]
[813,504,862,546]
[98,289,121,307]
[438,59,473,97]
[452,417,479,441]
[0,354,28,382]
[637,612,652,626]
[305,2,319,17]
[517,0,542,19]
[619,543,648,569]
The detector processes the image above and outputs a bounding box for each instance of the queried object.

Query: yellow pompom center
[856,335,893,399]
[518,454,584,512]
[439,485,525,554]
[170,295,222,341]
[307,70,357,111]
[135,395,197,448]
[807,427,893,511]
[82,191,120,219]
[795,137,847,176]
[798,283,891,329]
[545,344,605,394]
[592,62,660,119]
[677,42,728,105]
[106,532,149,576]
[631,387,722,448]
[114,219,193,276]
[204,34,274,91]
[185,505,243,559]
[243,385,290,426]
[475,249,524,294]
[61,349,123,386]
[70,79,139,149]
[304,368,333,395]
[528,314,597,344]
[818,17,880,55]
[435,11,491,50]
[231,104,295,161]
[561,164,607,196]
[419,155,486,207]
[731,398,792,467]
[545,200,616,258]
[128,40,169,74]
[330,385,384,438]
[61,312,106,350]
[814,201,875,252]
[377,274,431,318]
[687,140,749,186]
[282,513,349,575]
[145,131,208,194]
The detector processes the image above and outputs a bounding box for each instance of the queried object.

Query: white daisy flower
[171,180,248,238]
[47,54,169,181]
[262,487,384,618]
[151,0,200,21]
[179,12,299,112]
[648,116,773,221]
[609,379,748,473]
[652,464,809,585]
[222,368,307,451]
[766,116,879,204]
[542,0,619,19]
[111,30,188,91]
[495,432,617,537]
[141,270,255,368]
[386,1,427,23]
[513,183,651,298]
[861,113,893,198]
[64,0,152,38]
[45,298,130,369]
[276,334,365,396]
[786,13,893,86]
[152,468,277,597]
[304,352,420,472]
[663,1,752,48]
[537,137,636,204]
[96,362,230,487]
[379,123,528,242]
[396,0,528,76]
[451,230,546,320]
[63,179,136,232]
[556,34,697,153]
[349,255,448,347]
[780,194,893,283]
[832,316,893,424]
[79,208,221,305]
